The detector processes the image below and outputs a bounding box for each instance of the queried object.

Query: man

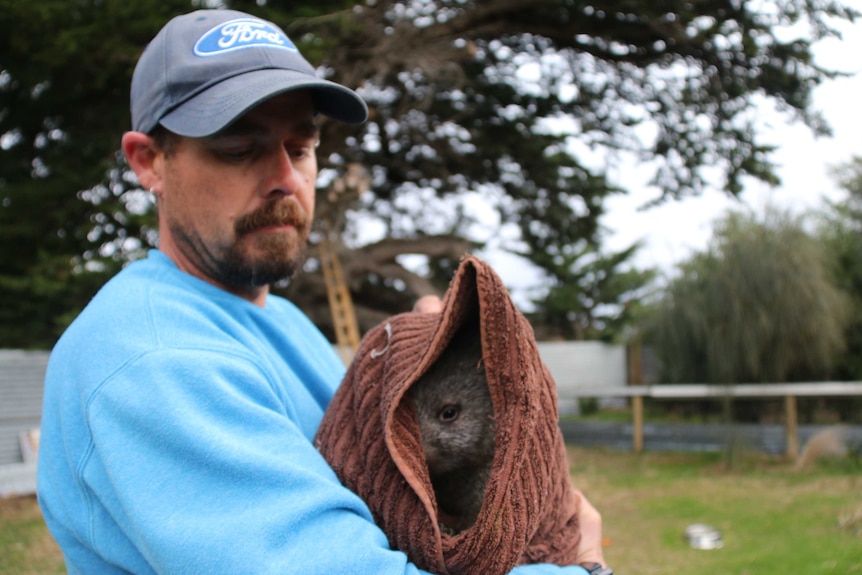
[37,9,609,574]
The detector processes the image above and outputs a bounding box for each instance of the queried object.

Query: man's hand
[573,490,607,567]
[412,295,443,313]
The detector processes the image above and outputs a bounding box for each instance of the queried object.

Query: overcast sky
[473,6,862,308]
[600,7,862,275]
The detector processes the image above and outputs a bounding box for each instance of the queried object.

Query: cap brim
[159,68,368,137]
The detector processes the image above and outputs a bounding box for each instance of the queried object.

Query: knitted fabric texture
[314,255,581,575]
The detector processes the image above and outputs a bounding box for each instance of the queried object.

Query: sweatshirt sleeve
[81,347,424,574]
[80,348,592,575]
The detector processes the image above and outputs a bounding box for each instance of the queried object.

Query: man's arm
[54,344,598,575]
[71,348,423,573]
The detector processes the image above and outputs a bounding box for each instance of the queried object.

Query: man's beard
[172,199,311,290]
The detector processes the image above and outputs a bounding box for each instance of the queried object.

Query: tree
[646,208,849,385]
[811,156,862,421]
[0,0,194,347]
[268,0,858,336]
[816,157,862,380]
[528,242,656,341]
[1,0,857,346]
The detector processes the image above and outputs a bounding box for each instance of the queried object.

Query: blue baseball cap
[131,9,368,137]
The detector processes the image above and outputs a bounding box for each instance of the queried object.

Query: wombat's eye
[438,404,460,423]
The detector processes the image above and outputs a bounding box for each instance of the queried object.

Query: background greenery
[2,0,858,348]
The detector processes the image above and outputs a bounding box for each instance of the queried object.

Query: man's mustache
[235,200,309,237]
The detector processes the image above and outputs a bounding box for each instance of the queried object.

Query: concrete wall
[537,341,628,413]
[0,350,47,465]
[0,350,48,497]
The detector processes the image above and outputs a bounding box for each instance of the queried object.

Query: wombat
[409,324,496,534]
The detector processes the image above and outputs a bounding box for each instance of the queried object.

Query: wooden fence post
[627,341,644,453]
[784,395,799,460]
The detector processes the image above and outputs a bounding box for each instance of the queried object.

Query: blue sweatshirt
[37,250,589,575]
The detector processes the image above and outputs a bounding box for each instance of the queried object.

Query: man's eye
[289,139,319,159]
[220,146,255,159]
[206,136,260,160]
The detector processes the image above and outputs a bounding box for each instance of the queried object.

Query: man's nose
[264,146,302,198]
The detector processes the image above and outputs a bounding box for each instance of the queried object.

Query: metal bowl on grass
[685,524,723,549]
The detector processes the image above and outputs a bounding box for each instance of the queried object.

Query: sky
[474,5,862,307]
[600,7,862,275]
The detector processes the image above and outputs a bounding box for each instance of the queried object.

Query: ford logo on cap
[194,18,298,56]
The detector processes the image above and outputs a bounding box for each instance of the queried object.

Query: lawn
[568,447,862,574]
[0,495,64,575]
[1,448,859,574]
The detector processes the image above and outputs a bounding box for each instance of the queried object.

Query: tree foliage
[528,242,656,341]
[816,156,862,380]
[271,0,857,337]
[646,209,849,384]
[0,0,194,347]
[1,0,857,347]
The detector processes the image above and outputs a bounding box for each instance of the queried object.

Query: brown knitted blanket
[314,255,581,574]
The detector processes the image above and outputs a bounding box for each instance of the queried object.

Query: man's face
[156,90,318,295]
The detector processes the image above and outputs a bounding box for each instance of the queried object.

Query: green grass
[569,447,862,575]
[2,449,860,574]
[0,496,65,575]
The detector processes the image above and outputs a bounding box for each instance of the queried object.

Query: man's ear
[121,131,162,194]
